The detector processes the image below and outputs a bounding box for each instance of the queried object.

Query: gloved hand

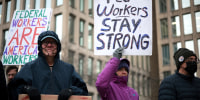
[113,47,124,59]
[58,88,72,100]
[23,86,41,100]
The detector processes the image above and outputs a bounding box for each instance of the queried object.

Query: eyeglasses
[42,41,57,47]
[185,57,200,64]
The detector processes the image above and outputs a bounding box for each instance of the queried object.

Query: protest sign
[2,8,52,65]
[94,0,152,55]
[18,94,92,100]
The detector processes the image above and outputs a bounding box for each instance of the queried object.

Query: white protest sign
[94,0,152,55]
[2,8,52,65]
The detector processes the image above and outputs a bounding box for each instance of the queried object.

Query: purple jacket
[96,57,139,100]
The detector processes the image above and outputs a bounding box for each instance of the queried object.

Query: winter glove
[23,86,41,100]
[58,88,72,100]
[113,47,124,59]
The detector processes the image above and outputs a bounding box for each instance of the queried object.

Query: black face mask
[185,61,197,75]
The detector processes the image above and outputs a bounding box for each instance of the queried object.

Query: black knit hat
[118,59,130,73]
[37,31,61,57]
[173,48,197,70]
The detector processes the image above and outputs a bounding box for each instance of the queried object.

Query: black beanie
[173,48,197,70]
[118,59,130,73]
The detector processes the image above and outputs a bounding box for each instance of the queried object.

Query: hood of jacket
[37,31,61,58]
[113,58,130,84]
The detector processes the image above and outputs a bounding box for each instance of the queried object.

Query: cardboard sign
[18,94,92,100]
[2,8,52,65]
[94,0,152,55]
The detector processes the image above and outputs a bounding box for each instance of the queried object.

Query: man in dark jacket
[9,31,88,100]
[159,48,200,100]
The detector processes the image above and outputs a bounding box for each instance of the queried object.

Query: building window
[173,42,181,53]
[88,0,93,16]
[45,0,51,8]
[159,0,167,13]
[70,0,75,8]
[163,71,171,78]
[35,0,40,9]
[69,14,75,43]
[79,54,84,76]
[182,0,190,8]
[55,14,63,40]
[141,56,144,70]
[96,60,102,74]
[79,20,85,46]
[194,0,200,5]
[0,3,2,24]
[131,56,134,67]
[198,39,200,58]
[136,56,139,68]
[137,74,140,94]
[6,0,11,22]
[88,24,93,50]
[88,93,94,100]
[88,57,93,76]
[68,50,74,64]
[185,40,194,51]
[160,18,168,39]
[57,0,63,6]
[16,0,20,10]
[162,44,170,65]
[88,57,93,85]
[3,30,9,48]
[147,78,151,96]
[171,16,180,37]
[25,0,30,9]
[195,11,200,33]
[146,56,150,72]
[142,76,146,96]
[131,72,135,88]
[171,0,179,11]
[80,0,84,12]
[183,14,192,35]
[97,94,101,100]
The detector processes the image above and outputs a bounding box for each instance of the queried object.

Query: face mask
[185,61,197,75]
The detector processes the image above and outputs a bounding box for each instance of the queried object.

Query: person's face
[7,69,17,82]
[181,56,197,69]
[41,38,57,57]
[116,67,128,77]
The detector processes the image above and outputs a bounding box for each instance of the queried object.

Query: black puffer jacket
[9,31,88,100]
[159,71,200,100]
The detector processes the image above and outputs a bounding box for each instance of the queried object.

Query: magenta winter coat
[96,57,139,100]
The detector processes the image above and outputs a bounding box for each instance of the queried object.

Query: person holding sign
[159,48,200,100]
[8,31,88,100]
[96,47,139,100]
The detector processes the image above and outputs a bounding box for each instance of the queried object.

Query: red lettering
[17,19,23,27]
[37,18,42,26]
[20,27,32,45]
[32,27,45,45]
[8,46,14,55]
[8,29,19,46]
[18,46,23,55]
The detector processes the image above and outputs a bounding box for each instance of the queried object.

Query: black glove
[58,89,72,100]
[113,47,124,59]
[23,86,41,100]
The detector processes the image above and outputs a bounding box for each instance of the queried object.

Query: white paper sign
[94,0,152,55]
[2,8,52,65]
